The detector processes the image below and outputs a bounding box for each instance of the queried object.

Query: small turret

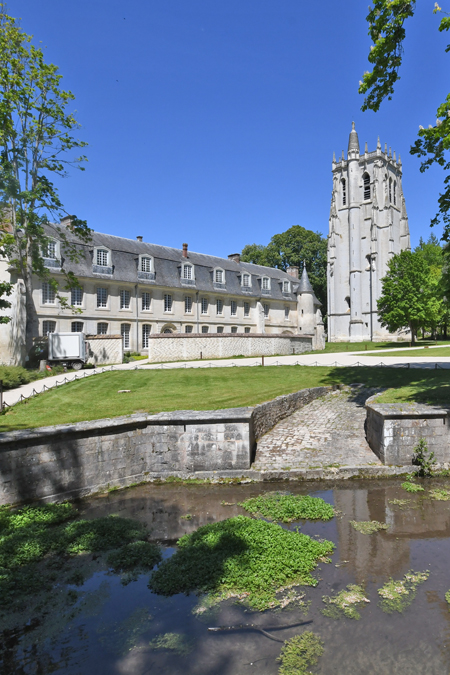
[348,121,360,154]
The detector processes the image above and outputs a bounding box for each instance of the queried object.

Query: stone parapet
[365,396,450,465]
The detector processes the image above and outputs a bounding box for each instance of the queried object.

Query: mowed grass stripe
[1,366,449,431]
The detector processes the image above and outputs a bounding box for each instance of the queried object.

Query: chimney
[136,235,143,242]
[60,215,73,225]
[228,253,240,263]
[286,266,299,279]
[182,243,188,258]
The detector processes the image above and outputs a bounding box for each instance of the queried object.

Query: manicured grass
[310,339,450,355]
[2,365,450,431]
[371,346,450,358]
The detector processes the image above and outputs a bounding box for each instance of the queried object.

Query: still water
[2,479,450,674]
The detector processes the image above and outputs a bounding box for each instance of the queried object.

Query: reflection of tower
[327,123,411,342]
[334,488,410,583]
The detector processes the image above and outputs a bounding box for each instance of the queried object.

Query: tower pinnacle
[348,121,360,153]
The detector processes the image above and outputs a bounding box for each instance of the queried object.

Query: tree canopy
[0,7,91,349]
[241,225,327,307]
[359,1,450,238]
[377,249,440,343]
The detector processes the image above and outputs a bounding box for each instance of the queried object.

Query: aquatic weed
[107,540,161,572]
[445,590,450,606]
[97,607,153,655]
[277,631,324,675]
[321,584,369,620]
[401,481,425,493]
[238,493,335,523]
[350,520,388,535]
[149,516,334,611]
[148,632,194,656]
[378,570,429,614]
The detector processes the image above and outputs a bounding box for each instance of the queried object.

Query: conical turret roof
[348,121,360,153]
[298,264,322,306]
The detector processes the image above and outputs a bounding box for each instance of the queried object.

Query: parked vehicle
[48,333,88,370]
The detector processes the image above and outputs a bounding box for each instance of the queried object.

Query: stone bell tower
[327,122,410,342]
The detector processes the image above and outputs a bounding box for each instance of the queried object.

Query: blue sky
[11,0,449,256]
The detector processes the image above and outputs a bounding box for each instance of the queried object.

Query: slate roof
[52,227,300,302]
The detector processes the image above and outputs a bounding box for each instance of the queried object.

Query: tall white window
[216,299,223,315]
[284,306,290,320]
[120,290,130,309]
[342,178,346,206]
[71,287,83,306]
[164,294,173,312]
[97,322,108,335]
[97,287,107,308]
[183,264,193,279]
[264,303,269,317]
[262,277,270,291]
[42,282,55,305]
[363,172,370,200]
[71,321,83,333]
[201,297,208,314]
[185,296,192,313]
[121,323,131,349]
[215,269,224,283]
[244,302,250,317]
[201,325,209,333]
[142,324,151,348]
[142,292,151,311]
[242,273,250,288]
[96,249,109,266]
[185,325,193,333]
[44,240,57,259]
[231,300,237,316]
[42,320,56,336]
[141,257,152,272]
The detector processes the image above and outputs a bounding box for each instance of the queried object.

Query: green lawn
[311,340,450,355]
[367,346,450,359]
[2,366,450,431]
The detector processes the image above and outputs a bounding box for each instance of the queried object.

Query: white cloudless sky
[10,0,450,256]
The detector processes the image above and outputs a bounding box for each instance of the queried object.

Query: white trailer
[48,333,87,370]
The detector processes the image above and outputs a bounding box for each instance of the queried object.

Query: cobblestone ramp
[253,387,382,471]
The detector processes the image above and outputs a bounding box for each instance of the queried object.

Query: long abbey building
[327,123,411,342]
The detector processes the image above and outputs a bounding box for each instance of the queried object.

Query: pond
[1,479,450,674]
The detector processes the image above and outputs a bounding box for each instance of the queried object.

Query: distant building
[0,223,325,364]
[327,123,411,342]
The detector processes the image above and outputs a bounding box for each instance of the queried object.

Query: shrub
[412,438,436,477]
[0,365,36,390]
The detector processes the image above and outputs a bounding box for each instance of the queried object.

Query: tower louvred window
[363,173,370,200]
[342,178,346,206]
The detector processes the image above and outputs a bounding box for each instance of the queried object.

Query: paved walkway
[253,387,382,471]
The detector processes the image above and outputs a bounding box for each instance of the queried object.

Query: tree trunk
[23,246,39,354]
[410,324,415,345]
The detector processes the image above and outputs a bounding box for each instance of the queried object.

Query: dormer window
[42,238,60,268]
[96,249,109,266]
[242,273,251,288]
[363,172,370,200]
[215,268,224,284]
[141,256,152,273]
[138,255,155,281]
[44,240,57,259]
[262,276,271,292]
[282,280,291,294]
[181,263,195,285]
[93,247,113,275]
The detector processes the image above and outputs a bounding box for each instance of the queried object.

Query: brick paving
[252,387,382,471]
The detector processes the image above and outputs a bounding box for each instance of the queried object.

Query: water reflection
[2,479,450,674]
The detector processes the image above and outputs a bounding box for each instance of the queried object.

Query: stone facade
[146,333,317,363]
[366,398,450,465]
[0,227,325,365]
[0,386,328,505]
[327,123,411,342]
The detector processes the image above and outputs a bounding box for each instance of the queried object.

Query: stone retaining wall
[86,335,123,365]
[365,396,450,465]
[147,333,315,363]
[0,386,329,505]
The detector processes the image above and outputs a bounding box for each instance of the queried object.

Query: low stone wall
[86,335,123,365]
[252,386,330,440]
[0,386,329,505]
[366,397,450,465]
[147,333,315,363]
